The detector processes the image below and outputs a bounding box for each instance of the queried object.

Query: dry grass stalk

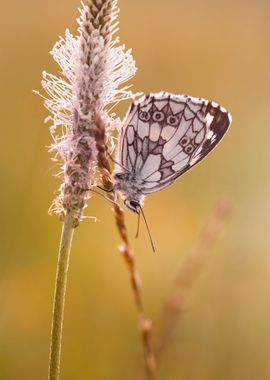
[154,197,232,361]
[133,197,232,380]
[93,115,156,377]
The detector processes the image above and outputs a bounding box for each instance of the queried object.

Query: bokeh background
[1,0,270,379]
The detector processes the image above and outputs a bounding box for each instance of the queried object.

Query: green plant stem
[48,213,75,380]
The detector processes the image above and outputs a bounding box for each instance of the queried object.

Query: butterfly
[113,92,232,215]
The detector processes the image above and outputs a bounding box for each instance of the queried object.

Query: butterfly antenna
[139,206,156,253]
[135,210,141,239]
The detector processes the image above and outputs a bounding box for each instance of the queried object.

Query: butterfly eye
[184,144,195,154]
[180,136,190,147]
[167,115,179,126]
[124,199,139,213]
[130,200,139,208]
[152,111,165,122]
[139,111,151,121]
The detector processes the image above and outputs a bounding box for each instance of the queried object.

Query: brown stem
[133,196,232,380]
[93,115,156,377]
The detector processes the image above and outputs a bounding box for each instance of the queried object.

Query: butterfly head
[113,171,144,213]
[124,199,140,213]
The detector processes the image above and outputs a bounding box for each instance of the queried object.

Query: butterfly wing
[118,92,232,194]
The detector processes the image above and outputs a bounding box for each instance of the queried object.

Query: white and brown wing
[117,92,232,194]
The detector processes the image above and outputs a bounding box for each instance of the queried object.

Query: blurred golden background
[1,0,270,379]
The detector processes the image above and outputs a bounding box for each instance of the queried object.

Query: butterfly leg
[114,190,118,204]
[96,185,114,193]
[89,189,120,207]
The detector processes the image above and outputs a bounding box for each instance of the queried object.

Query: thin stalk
[153,197,232,361]
[93,115,156,377]
[48,213,75,380]
[133,197,232,380]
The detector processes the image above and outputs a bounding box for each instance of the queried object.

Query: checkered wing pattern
[118,92,232,194]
